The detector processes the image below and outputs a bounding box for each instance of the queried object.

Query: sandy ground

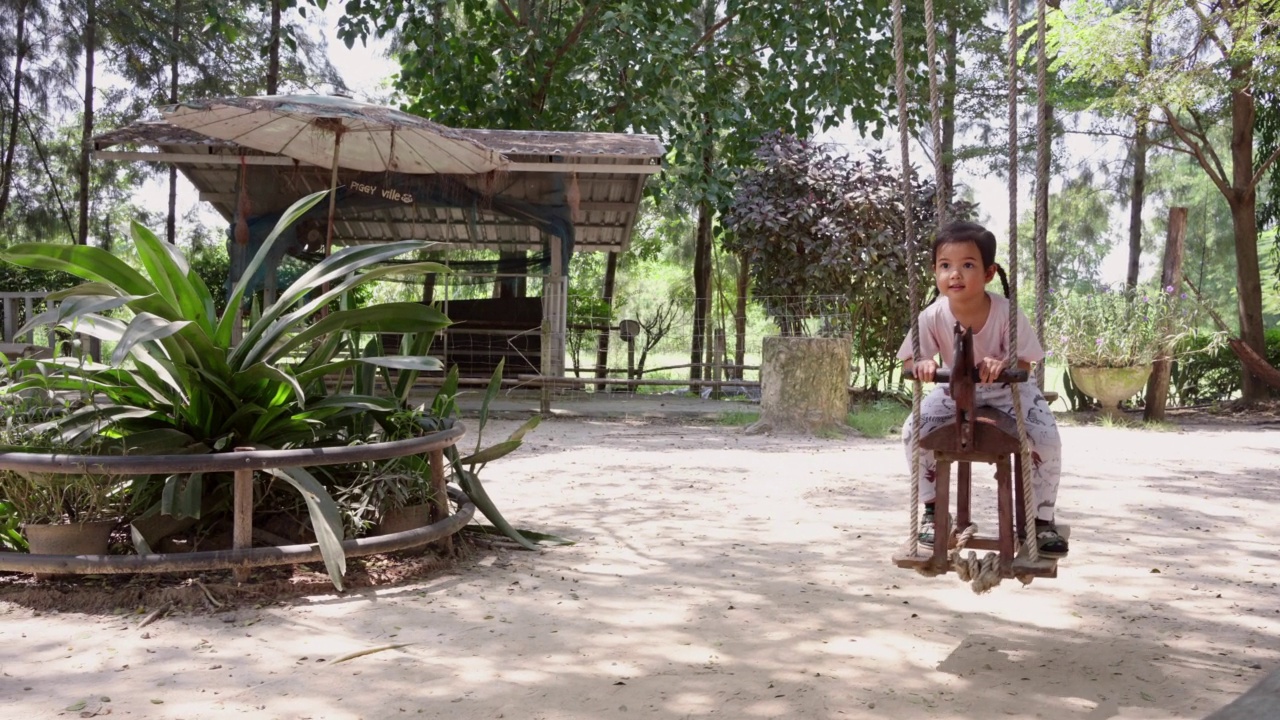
[1,410,1279,720]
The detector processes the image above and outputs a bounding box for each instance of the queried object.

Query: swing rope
[891,0,923,559]
[895,0,1053,591]
[1007,0,1041,571]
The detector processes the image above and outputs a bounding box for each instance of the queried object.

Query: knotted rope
[948,524,1001,594]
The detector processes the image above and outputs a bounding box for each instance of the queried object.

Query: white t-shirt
[897,292,1045,369]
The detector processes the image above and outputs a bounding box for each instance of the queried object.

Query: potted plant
[1044,284,1194,418]
[0,191,454,588]
[2,190,548,585]
[0,393,127,558]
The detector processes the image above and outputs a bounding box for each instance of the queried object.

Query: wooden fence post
[1144,207,1187,422]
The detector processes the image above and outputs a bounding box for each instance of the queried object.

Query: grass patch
[1092,412,1179,431]
[847,400,909,438]
[717,410,759,426]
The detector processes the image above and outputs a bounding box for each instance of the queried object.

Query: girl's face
[933,240,996,305]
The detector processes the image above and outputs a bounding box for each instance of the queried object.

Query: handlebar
[903,367,1028,384]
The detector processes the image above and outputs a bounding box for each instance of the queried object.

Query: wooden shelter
[93,119,664,380]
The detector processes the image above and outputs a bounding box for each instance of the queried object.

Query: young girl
[897,220,1067,557]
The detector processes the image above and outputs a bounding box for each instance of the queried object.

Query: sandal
[1035,522,1069,559]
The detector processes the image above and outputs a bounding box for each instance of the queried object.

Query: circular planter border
[0,425,470,579]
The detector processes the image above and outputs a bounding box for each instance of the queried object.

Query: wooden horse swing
[887,0,1064,593]
[891,323,1067,593]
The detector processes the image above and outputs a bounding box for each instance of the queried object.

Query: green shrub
[1172,328,1280,404]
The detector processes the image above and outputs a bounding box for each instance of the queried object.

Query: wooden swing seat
[892,323,1066,582]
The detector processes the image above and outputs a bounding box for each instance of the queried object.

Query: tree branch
[1187,107,1230,183]
[530,3,603,112]
[1252,144,1280,188]
[496,0,520,25]
[1159,105,1231,196]
[691,12,737,54]
[1183,0,1230,58]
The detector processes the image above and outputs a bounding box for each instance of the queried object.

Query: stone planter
[1069,364,1153,420]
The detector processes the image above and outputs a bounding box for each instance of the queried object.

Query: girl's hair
[932,220,1010,297]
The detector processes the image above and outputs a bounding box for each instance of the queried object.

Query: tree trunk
[1127,8,1153,290]
[939,16,957,210]
[268,0,281,95]
[1126,108,1150,290]
[1228,75,1269,402]
[746,336,851,435]
[0,0,31,222]
[690,110,714,392]
[1144,206,1186,422]
[166,0,182,244]
[76,0,96,247]
[594,251,618,391]
[734,251,749,380]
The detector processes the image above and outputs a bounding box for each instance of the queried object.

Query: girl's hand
[910,359,939,383]
[978,356,1007,383]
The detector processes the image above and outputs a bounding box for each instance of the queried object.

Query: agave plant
[1,191,451,589]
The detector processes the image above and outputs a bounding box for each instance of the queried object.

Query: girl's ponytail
[995,264,1011,298]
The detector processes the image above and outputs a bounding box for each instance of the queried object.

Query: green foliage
[1172,328,1280,405]
[1145,151,1244,324]
[1049,0,1279,402]
[1049,0,1280,117]
[329,0,900,221]
[417,360,548,550]
[0,390,129,524]
[0,191,453,589]
[565,252,611,376]
[0,500,24,552]
[1016,174,1117,293]
[1044,283,1195,368]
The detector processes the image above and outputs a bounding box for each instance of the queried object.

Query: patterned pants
[901,382,1062,522]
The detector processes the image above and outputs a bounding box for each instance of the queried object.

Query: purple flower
[1165,285,1175,293]
[1096,338,1105,347]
